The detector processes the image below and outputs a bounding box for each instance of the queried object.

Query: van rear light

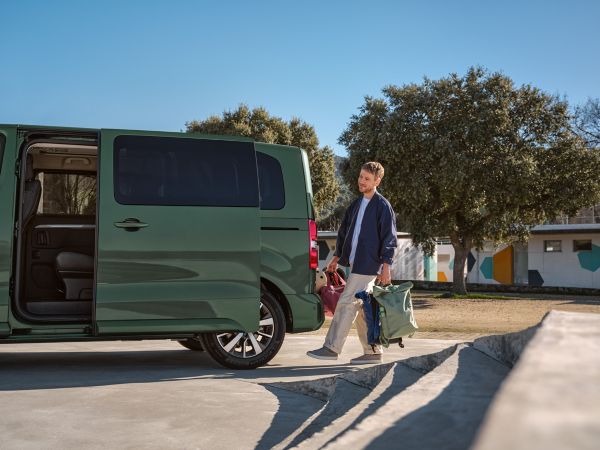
[309,219,318,269]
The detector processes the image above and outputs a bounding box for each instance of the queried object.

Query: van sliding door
[0,127,17,335]
[95,130,261,335]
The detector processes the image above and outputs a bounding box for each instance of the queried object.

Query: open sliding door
[95,130,261,335]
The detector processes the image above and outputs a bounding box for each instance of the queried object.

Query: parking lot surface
[0,335,459,449]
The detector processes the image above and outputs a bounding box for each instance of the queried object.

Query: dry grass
[303,290,600,340]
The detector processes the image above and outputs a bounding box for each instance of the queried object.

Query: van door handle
[114,218,149,231]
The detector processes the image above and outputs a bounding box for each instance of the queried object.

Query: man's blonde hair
[361,161,385,179]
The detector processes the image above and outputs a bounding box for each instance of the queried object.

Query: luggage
[320,271,345,317]
[356,281,418,348]
[315,268,327,293]
[371,282,418,346]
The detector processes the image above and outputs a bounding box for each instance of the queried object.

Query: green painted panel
[480,256,494,279]
[578,244,600,272]
[96,130,262,334]
[424,255,437,281]
[0,127,16,330]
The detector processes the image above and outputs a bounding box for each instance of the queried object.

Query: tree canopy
[339,67,600,293]
[186,105,339,216]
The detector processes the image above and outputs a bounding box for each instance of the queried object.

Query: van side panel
[96,130,262,334]
[256,143,322,332]
[0,127,17,334]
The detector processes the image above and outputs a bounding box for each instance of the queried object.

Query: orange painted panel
[437,271,448,282]
[493,246,513,284]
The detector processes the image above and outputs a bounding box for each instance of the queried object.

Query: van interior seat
[55,251,94,300]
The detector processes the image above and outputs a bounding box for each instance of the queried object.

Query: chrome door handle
[114,218,149,231]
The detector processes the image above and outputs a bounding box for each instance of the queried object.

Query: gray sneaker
[350,354,383,365]
[307,347,338,360]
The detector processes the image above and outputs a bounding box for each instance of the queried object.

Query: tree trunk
[450,233,472,295]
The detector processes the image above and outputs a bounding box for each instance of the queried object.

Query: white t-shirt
[349,197,371,265]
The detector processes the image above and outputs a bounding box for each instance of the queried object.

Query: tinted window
[257,152,285,210]
[0,133,5,174]
[114,135,259,207]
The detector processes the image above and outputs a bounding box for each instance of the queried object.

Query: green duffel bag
[372,282,418,347]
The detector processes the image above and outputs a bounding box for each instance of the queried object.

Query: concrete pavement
[0,334,459,449]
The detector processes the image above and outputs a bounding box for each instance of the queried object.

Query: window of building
[544,240,562,253]
[37,172,96,215]
[573,239,592,252]
[114,135,259,207]
[257,152,284,210]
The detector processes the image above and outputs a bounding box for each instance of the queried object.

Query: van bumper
[286,293,324,332]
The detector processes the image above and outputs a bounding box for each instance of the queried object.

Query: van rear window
[113,135,259,207]
[257,152,285,210]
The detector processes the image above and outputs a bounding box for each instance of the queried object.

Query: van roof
[0,124,255,143]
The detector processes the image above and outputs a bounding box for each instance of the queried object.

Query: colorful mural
[476,245,514,284]
[578,244,600,272]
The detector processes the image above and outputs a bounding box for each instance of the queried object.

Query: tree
[573,97,600,149]
[339,67,600,294]
[186,105,339,217]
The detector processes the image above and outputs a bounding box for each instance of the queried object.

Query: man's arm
[377,202,397,285]
[333,204,352,259]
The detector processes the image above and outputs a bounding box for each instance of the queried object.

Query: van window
[114,135,259,207]
[257,152,285,210]
[0,133,5,174]
[38,172,96,215]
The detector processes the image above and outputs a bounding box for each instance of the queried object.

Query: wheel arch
[260,277,293,333]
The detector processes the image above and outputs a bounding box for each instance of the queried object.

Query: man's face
[358,169,381,194]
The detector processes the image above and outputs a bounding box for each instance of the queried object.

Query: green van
[0,125,324,369]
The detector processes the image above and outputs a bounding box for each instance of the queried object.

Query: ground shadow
[365,346,510,450]
[0,348,360,391]
[255,385,325,450]
[412,298,435,309]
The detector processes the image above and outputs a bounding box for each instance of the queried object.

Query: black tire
[200,289,286,370]
[178,338,204,351]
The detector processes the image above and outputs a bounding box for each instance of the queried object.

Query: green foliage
[340,67,600,293]
[186,105,338,216]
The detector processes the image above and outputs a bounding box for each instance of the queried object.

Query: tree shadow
[412,299,435,309]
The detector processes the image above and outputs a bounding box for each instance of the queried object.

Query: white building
[435,224,600,288]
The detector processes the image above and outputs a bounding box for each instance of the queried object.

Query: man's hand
[327,256,339,273]
[377,263,392,285]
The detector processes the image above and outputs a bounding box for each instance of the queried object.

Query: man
[308,161,397,364]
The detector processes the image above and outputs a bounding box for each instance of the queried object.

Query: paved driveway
[0,335,459,449]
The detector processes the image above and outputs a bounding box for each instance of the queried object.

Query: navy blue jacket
[333,191,397,275]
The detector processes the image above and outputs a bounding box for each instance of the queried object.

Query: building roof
[530,224,600,234]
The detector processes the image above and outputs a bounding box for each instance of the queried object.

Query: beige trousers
[324,270,382,355]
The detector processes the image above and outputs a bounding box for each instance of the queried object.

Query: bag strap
[326,271,342,286]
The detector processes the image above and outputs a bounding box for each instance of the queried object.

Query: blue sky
[1,0,598,155]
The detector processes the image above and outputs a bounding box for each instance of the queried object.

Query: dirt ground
[306,291,600,341]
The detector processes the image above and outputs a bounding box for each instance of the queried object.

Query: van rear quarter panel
[0,127,16,332]
[256,143,310,294]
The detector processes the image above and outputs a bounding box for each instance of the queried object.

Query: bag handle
[326,270,343,286]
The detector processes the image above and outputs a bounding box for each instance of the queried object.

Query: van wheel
[178,338,204,351]
[200,289,285,370]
